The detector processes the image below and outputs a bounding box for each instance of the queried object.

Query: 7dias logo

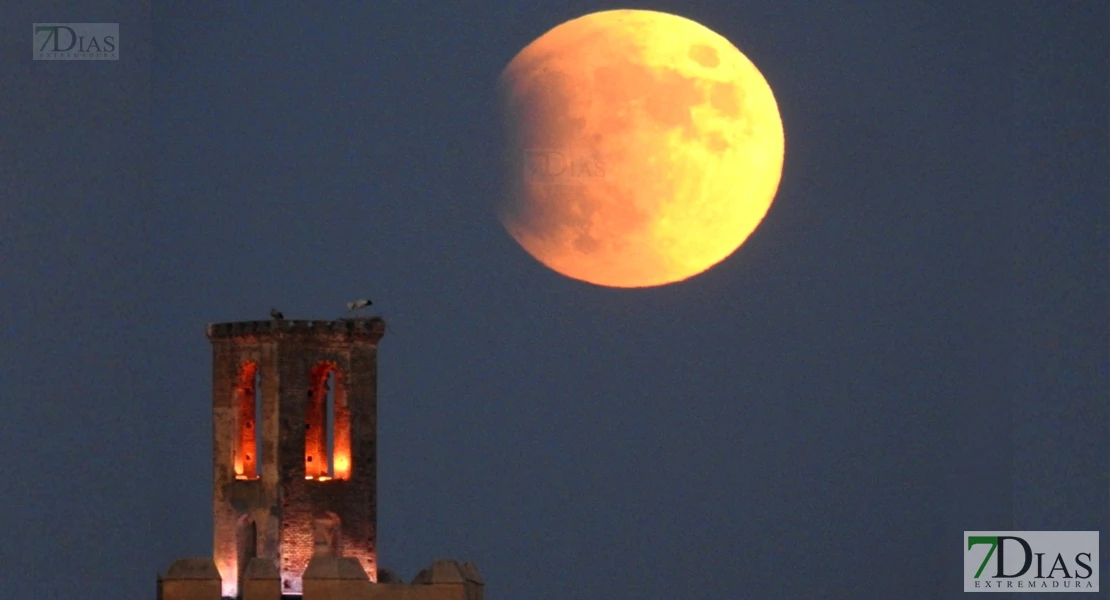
[523,149,605,182]
[33,23,118,60]
[964,531,1099,592]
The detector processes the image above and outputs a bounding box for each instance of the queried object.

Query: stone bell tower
[206,317,385,597]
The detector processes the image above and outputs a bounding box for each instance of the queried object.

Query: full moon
[498,9,784,288]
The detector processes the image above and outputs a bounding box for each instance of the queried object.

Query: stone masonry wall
[207,319,384,597]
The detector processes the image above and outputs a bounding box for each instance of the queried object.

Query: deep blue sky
[1,1,1106,599]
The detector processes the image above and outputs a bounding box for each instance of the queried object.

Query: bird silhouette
[346,299,372,313]
[270,308,284,320]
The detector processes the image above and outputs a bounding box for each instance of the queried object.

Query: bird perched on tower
[270,308,284,320]
[346,298,372,313]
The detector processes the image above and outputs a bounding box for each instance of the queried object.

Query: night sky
[2,2,1106,599]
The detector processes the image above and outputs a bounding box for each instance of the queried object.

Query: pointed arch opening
[306,363,351,480]
[234,362,261,480]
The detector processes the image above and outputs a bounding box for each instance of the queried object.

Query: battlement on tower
[206,317,386,342]
[158,557,484,600]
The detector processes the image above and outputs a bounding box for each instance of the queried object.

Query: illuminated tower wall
[207,318,384,597]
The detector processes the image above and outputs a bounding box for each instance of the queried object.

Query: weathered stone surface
[304,556,371,580]
[364,583,476,600]
[412,559,481,585]
[209,319,383,596]
[457,562,482,585]
[242,557,280,600]
[303,556,373,600]
[160,558,221,600]
[165,558,221,580]
[206,318,386,342]
[243,556,280,579]
[406,560,484,600]
[411,559,464,584]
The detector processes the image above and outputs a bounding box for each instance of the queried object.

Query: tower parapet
[206,318,386,341]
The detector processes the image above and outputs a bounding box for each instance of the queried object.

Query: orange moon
[498,9,785,288]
